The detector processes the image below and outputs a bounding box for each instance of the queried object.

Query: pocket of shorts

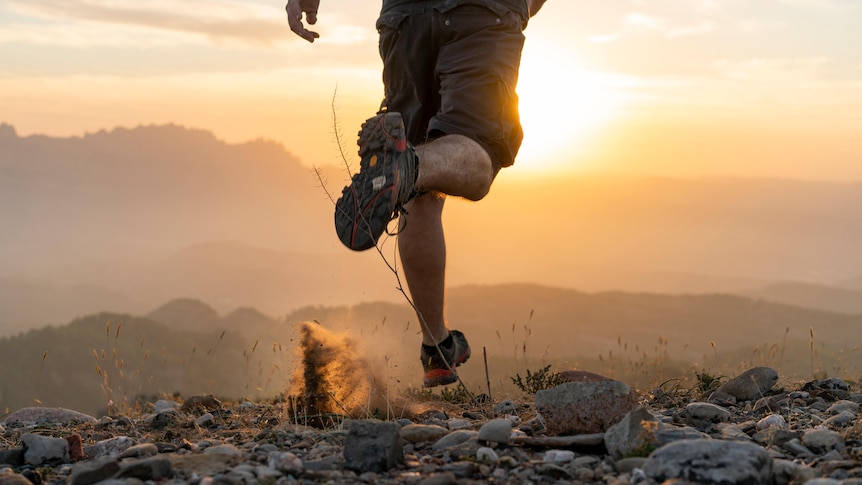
[376,12,408,34]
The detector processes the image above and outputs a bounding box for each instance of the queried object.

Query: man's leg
[398,192,447,347]
[414,134,494,201]
[400,133,495,347]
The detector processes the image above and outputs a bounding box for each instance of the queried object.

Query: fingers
[285,0,320,42]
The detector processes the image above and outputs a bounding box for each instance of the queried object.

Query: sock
[423,333,453,352]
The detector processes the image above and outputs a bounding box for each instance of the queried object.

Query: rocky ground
[2,366,862,484]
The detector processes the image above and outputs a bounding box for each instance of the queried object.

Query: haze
[2,1,862,346]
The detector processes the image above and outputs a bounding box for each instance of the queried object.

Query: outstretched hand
[286,0,321,42]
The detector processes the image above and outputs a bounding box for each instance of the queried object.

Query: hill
[4,284,862,416]
[6,123,862,335]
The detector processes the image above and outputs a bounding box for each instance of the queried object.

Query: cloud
[711,57,831,81]
[589,12,715,42]
[4,0,292,46]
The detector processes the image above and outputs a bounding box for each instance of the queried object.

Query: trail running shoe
[421,330,472,387]
[334,112,418,251]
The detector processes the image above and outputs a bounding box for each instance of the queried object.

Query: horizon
[2,1,861,180]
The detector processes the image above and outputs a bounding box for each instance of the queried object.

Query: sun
[514,39,623,174]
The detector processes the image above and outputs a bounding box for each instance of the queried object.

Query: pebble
[713,366,779,402]
[475,447,499,463]
[401,424,448,444]
[477,419,512,444]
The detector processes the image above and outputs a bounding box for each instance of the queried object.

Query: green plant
[511,364,565,394]
[694,369,724,395]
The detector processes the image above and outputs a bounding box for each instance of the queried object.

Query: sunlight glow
[514,40,624,174]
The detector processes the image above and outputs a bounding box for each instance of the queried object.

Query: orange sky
[2,1,861,180]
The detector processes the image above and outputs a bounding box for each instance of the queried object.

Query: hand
[527,0,547,17]
[286,0,321,42]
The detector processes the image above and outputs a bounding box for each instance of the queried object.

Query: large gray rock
[535,380,638,435]
[604,407,661,459]
[4,407,97,427]
[713,367,779,402]
[343,420,403,473]
[21,433,69,466]
[643,439,773,485]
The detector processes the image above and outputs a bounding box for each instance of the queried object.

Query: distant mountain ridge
[3,284,862,416]
[0,122,327,270]
[5,122,862,335]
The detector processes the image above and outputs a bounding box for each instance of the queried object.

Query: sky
[2,0,861,180]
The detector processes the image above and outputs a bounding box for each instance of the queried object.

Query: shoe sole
[423,346,471,388]
[334,113,409,251]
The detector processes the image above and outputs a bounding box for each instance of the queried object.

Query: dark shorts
[376,2,526,173]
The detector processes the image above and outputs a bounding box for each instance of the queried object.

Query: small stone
[716,423,753,441]
[181,394,222,412]
[476,447,499,463]
[0,474,37,485]
[802,428,845,454]
[757,413,788,431]
[268,451,303,475]
[477,419,512,444]
[400,424,448,444]
[828,400,859,414]
[615,457,647,474]
[824,410,856,427]
[343,420,403,473]
[120,443,158,459]
[446,418,471,430]
[713,367,779,402]
[492,400,517,416]
[431,430,478,451]
[418,471,457,485]
[116,457,173,480]
[68,456,121,485]
[683,402,732,427]
[0,448,24,467]
[65,434,85,462]
[152,400,179,413]
[21,433,69,466]
[604,406,660,459]
[543,449,575,464]
[203,444,243,456]
[84,436,136,459]
[195,413,215,427]
[148,411,176,429]
[655,424,710,444]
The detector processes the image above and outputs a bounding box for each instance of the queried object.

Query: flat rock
[643,438,773,485]
[4,407,97,426]
[400,424,448,444]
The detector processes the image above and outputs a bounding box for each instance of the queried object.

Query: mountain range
[4,122,862,337]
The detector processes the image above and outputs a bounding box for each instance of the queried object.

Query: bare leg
[414,134,494,201]
[398,193,447,346]
[399,134,495,346]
